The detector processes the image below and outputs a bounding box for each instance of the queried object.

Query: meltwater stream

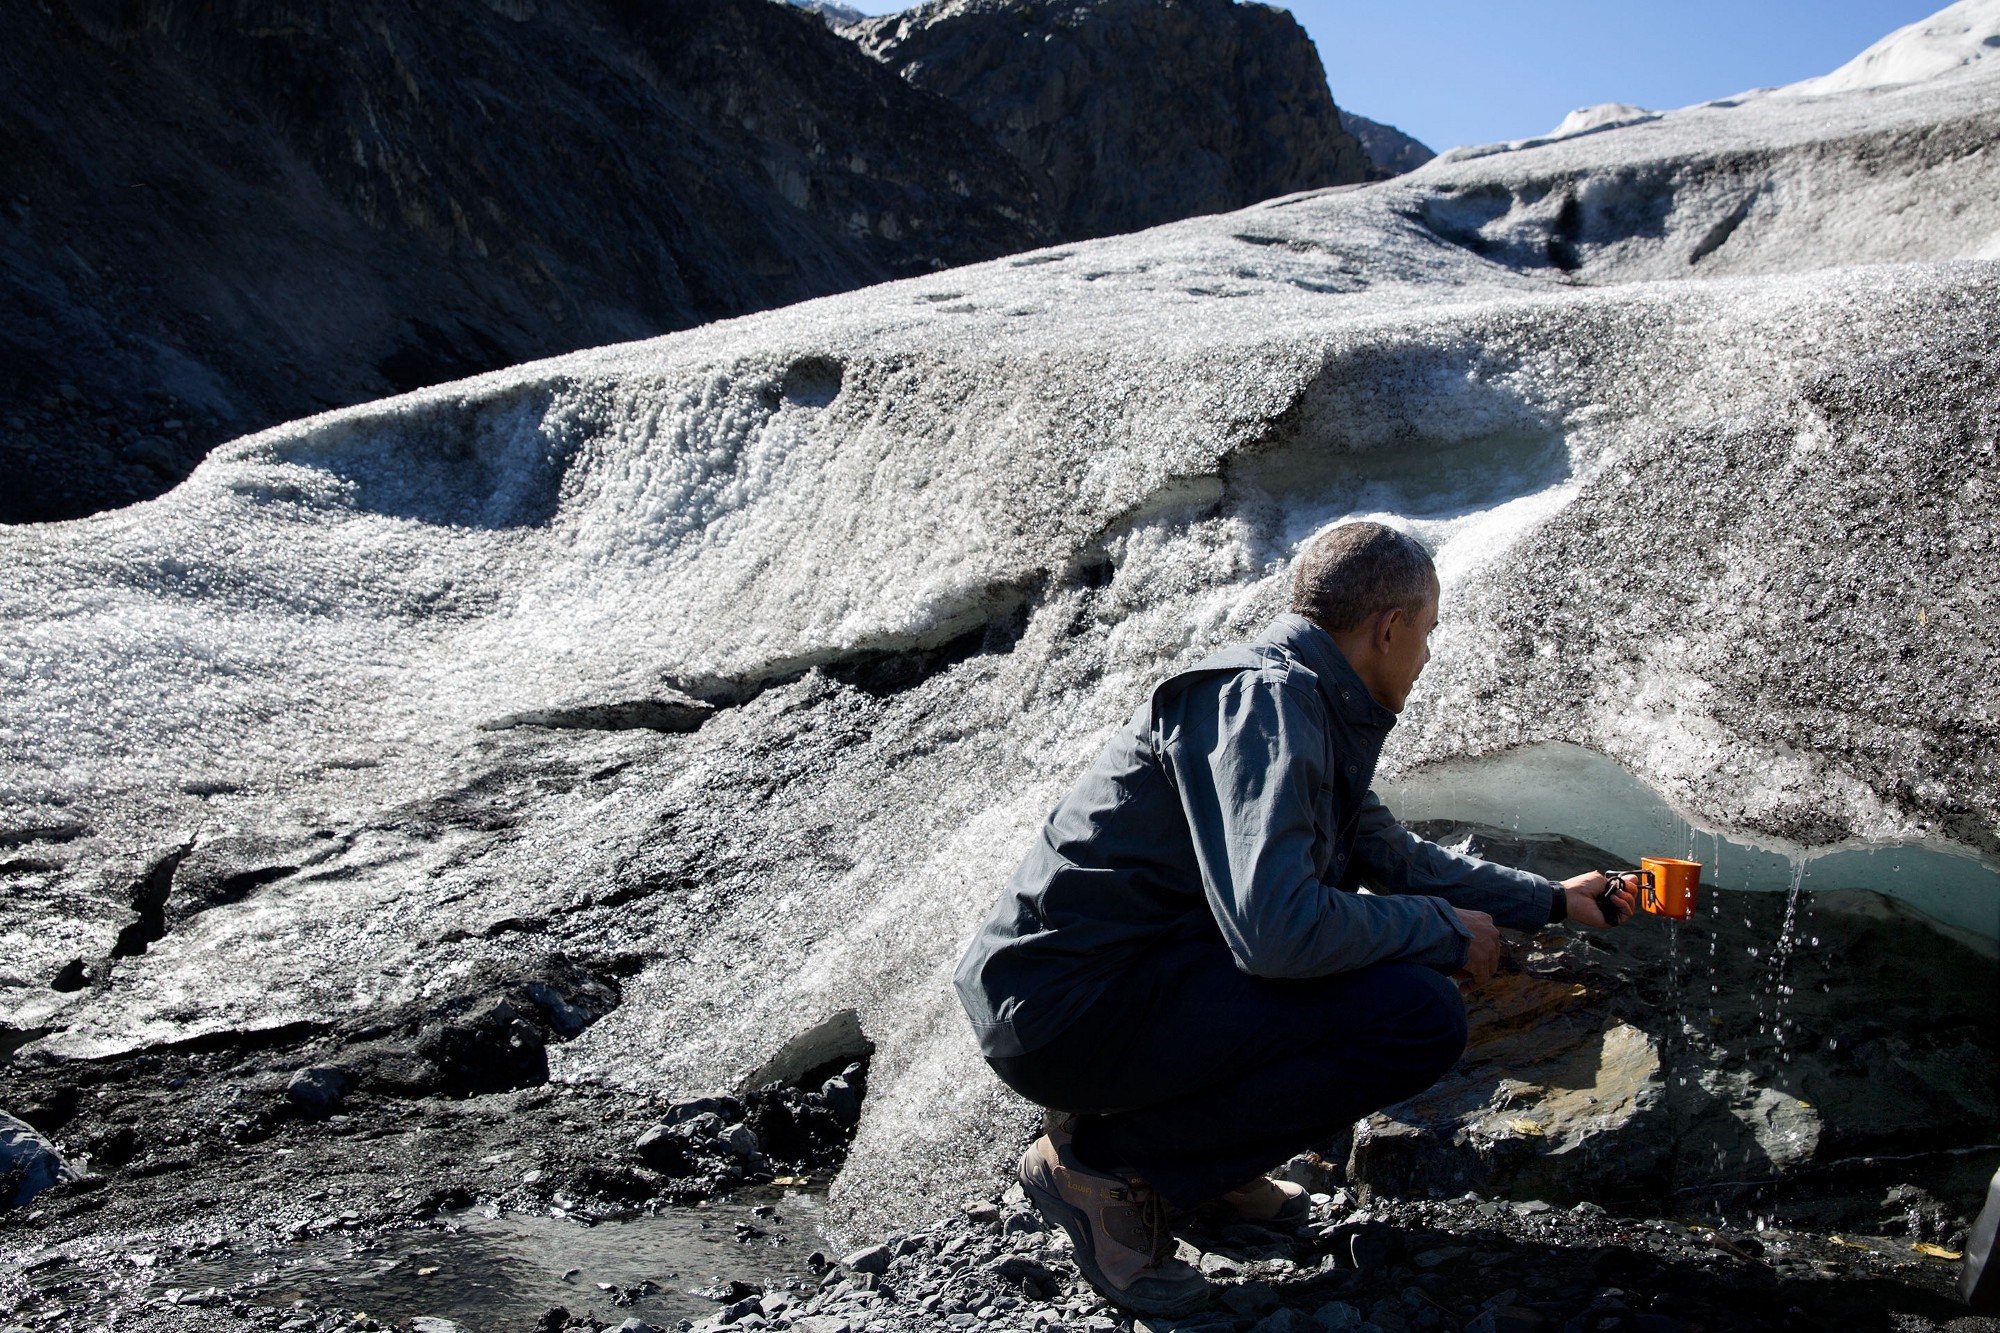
[150,1189,823,1330]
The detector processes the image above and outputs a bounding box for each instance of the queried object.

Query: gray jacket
[955,613,1564,1058]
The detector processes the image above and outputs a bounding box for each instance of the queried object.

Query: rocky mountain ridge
[851,0,1371,239]
[0,0,1378,526]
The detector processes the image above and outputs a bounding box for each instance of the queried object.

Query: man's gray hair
[1289,521,1437,633]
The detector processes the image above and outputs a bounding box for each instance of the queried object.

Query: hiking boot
[1217,1174,1310,1226]
[1017,1126,1208,1316]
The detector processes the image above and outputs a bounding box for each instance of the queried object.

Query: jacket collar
[1258,613,1398,729]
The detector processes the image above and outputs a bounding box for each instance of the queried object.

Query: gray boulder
[1,1110,78,1209]
[285,1065,351,1114]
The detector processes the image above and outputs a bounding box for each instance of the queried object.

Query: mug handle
[1596,870,1654,924]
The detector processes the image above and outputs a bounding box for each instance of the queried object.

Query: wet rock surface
[0,1023,867,1328]
[1361,826,2000,1214]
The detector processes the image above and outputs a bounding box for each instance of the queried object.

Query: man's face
[1377,583,1439,714]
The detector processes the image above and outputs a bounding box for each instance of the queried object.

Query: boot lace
[1126,1179,1176,1264]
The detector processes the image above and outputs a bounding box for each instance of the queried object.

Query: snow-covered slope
[1776,0,2000,96]
[2,6,1997,1240]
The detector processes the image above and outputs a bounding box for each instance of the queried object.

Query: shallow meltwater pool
[1380,741,2000,947]
[154,1189,823,1329]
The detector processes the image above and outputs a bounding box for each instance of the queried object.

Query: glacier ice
[1,11,1998,1241]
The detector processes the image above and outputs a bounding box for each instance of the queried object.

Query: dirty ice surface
[2,4,1998,1240]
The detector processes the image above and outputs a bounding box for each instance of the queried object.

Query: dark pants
[988,934,1468,1209]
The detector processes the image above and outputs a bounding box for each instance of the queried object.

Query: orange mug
[1598,859,1702,920]
[1639,857,1702,919]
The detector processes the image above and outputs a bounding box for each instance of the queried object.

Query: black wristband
[1548,884,1568,924]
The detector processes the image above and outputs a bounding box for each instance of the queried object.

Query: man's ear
[1373,605,1405,653]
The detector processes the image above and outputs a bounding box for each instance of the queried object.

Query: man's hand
[1452,908,1500,986]
[1563,871,1637,927]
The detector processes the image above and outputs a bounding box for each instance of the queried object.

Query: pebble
[843,1243,892,1275]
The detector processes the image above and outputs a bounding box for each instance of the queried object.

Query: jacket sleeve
[1161,672,1471,978]
[1350,792,1563,931]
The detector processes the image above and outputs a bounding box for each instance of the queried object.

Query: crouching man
[953,522,1636,1315]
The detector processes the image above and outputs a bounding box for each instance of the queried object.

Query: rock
[1198,1251,1239,1279]
[118,436,179,475]
[411,998,547,1095]
[1250,1310,1305,1333]
[284,1066,351,1114]
[633,1123,684,1171]
[1463,1309,1544,1333]
[667,1099,742,1128]
[989,1253,1059,1297]
[841,1243,891,1274]
[410,1319,474,1333]
[612,1320,661,1333]
[718,1122,761,1158]
[853,0,1369,239]
[820,1073,863,1129]
[1313,1302,1363,1330]
[737,1013,874,1095]
[1413,1245,1469,1269]
[744,1078,859,1173]
[1343,1221,1400,1271]
[0,1111,78,1208]
[1338,110,1436,178]
[1220,1280,1280,1316]
[484,690,716,737]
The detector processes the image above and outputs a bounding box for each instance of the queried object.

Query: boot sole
[1018,1147,1208,1318]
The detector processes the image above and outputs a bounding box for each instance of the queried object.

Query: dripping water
[1765,855,1812,1063]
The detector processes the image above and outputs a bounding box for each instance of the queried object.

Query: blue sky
[836,1,1950,152]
